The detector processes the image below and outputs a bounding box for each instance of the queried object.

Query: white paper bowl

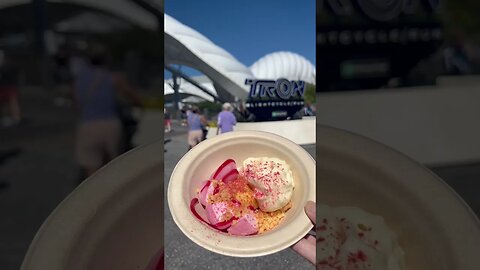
[167,131,315,257]
[21,142,164,270]
[318,125,480,269]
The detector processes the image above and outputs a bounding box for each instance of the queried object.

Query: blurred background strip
[316,0,480,216]
[0,1,163,269]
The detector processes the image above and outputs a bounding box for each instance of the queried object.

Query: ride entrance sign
[244,78,305,121]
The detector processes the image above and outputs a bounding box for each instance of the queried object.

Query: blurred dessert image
[190,158,294,236]
[318,204,405,270]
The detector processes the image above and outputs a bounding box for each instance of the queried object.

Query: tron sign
[243,78,306,122]
[245,79,305,100]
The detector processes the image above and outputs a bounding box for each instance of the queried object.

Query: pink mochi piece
[227,214,258,236]
[205,202,230,225]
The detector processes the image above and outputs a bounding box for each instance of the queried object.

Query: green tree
[303,83,316,104]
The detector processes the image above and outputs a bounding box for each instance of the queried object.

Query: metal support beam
[165,65,221,103]
[172,73,180,113]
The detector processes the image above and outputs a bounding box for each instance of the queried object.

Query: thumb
[305,201,316,225]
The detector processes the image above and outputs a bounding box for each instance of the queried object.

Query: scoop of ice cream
[241,157,294,212]
[318,204,405,270]
[227,214,258,236]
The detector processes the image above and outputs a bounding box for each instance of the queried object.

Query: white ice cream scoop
[241,157,294,212]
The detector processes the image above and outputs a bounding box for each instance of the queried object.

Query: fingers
[305,200,316,225]
[291,201,317,265]
[292,236,316,265]
[306,234,316,245]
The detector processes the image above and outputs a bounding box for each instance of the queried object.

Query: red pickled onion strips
[211,159,238,182]
[200,180,211,193]
[190,198,234,232]
[198,180,215,206]
[190,198,209,225]
[213,217,237,230]
[222,169,239,184]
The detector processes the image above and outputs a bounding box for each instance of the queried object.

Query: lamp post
[172,73,181,119]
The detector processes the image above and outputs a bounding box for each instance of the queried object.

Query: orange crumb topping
[207,178,291,233]
[255,201,292,233]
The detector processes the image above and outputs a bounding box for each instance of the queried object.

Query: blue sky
[165,0,315,78]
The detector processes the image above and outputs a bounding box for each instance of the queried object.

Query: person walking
[237,102,254,122]
[216,102,236,134]
[180,106,188,126]
[187,106,207,149]
[164,108,172,133]
[72,44,141,179]
[303,102,315,116]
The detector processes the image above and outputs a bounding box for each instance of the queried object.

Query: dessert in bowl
[317,125,480,269]
[167,131,315,257]
[191,157,294,236]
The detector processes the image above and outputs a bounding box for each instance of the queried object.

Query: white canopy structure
[250,51,316,85]
[164,14,253,101]
[164,13,316,102]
